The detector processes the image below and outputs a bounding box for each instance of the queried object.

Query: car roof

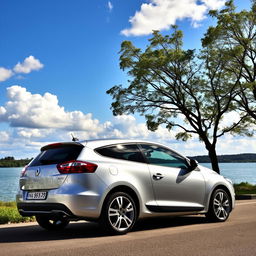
[42,139,152,151]
[43,139,187,159]
[80,138,156,149]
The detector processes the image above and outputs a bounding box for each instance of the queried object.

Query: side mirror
[188,159,198,171]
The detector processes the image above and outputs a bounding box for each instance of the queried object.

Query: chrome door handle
[153,173,164,180]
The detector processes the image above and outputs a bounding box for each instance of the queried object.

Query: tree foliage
[202,0,256,120]
[107,26,251,174]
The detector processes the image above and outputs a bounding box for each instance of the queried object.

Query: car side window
[95,144,145,163]
[139,144,188,169]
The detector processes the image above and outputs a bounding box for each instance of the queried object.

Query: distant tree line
[191,154,256,163]
[0,157,32,167]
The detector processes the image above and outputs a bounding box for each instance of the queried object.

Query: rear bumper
[16,188,103,219]
[17,202,75,217]
[16,172,108,219]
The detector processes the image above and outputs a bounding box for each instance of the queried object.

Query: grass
[234,182,256,195]
[0,182,255,225]
[0,201,35,225]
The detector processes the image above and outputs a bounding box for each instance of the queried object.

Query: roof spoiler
[41,142,83,151]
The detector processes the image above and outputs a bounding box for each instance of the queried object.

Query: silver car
[17,139,235,234]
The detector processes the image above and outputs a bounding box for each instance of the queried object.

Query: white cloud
[0,86,101,132]
[0,86,172,139]
[97,115,176,141]
[108,1,113,12]
[0,86,179,157]
[0,67,13,82]
[17,128,50,139]
[0,106,7,115]
[0,56,44,83]
[202,0,226,9]
[13,56,44,74]
[217,135,256,155]
[0,131,9,142]
[121,0,226,36]
[219,111,241,130]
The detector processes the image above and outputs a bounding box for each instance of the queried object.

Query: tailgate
[20,142,84,190]
[20,165,67,190]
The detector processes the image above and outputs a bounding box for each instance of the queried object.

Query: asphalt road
[0,200,255,256]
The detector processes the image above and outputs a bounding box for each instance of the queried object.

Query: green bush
[234,182,256,195]
[0,202,35,224]
[0,201,16,207]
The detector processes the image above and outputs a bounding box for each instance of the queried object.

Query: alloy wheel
[213,190,230,221]
[108,195,135,232]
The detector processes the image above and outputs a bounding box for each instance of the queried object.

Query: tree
[202,0,256,120]
[107,28,250,174]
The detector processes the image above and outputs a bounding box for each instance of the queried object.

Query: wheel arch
[100,185,141,218]
[208,184,233,212]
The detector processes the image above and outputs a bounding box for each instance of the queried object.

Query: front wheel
[36,215,70,231]
[206,189,231,222]
[100,192,137,235]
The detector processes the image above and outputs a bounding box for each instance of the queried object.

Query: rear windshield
[29,145,83,166]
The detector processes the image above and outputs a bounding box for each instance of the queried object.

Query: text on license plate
[27,192,47,200]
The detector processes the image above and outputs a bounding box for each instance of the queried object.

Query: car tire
[206,188,231,222]
[36,215,70,231]
[100,192,137,235]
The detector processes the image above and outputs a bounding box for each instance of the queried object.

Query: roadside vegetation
[0,182,255,224]
[0,157,32,168]
[0,201,35,224]
[234,182,256,195]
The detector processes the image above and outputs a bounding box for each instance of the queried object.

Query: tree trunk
[208,147,220,174]
[253,85,256,100]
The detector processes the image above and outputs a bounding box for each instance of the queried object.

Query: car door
[139,144,206,212]
[95,143,156,209]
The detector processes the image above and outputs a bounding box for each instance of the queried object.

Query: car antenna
[71,133,79,142]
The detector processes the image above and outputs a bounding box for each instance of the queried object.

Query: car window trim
[94,143,147,164]
[137,143,189,169]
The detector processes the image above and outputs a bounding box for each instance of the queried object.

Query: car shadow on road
[0,215,208,243]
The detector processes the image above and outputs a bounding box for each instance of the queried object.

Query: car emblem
[35,169,41,177]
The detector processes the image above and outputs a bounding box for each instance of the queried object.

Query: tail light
[57,160,98,174]
[21,165,28,177]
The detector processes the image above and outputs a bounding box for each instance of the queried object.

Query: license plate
[27,192,47,200]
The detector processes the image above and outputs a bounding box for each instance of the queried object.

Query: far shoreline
[190,153,256,163]
[0,153,256,167]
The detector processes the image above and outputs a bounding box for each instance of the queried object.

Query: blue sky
[0,0,255,158]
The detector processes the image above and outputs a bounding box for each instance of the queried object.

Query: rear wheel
[36,215,70,231]
[206,189,231,222]
[100,192,137,235]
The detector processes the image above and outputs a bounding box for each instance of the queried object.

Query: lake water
[0,167,23,202]
[0,163,256,202]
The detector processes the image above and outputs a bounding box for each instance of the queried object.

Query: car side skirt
[146,205,204,213]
